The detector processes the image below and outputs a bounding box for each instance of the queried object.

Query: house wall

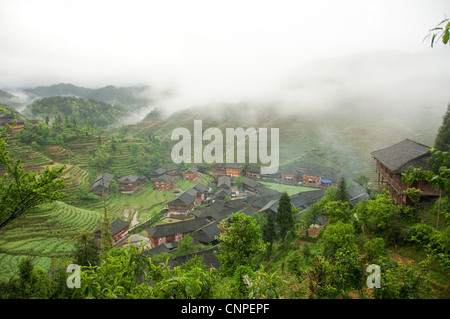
[154,180,173,191]
[168,201,195,214]
[302,175,320,186]
[183,172,198,180]
[375,160,439,205]
[246,171,260,178]
[225,167,243,176]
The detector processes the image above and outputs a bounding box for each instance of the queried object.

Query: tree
[73,231,100,267]
[275,192,294,240]
[355,190,399,234]
[99,209,114,261]
[234,176,243,189]
[324,201,353,225]
[425,17,450,47]
[428,104,450,173]
[403,149,450,230]
[321,221,357,258]
[216,213,266,276]
[261,211,276,257]
[0,115,67,229]
[335,177,350,202]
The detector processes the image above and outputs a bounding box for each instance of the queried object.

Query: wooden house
[212,163,243,177]
[281,168,299,185]
[91,173,118,197]
[371,139,440,205]
[145,217,210,248]
[153,174,173,191]
[183,166,198,181]
[167,189,196,216]
[95,218,131,245]
[246,166,261,178]
[190,183,210,204]
[150,168,167,181]
[301,174,321,187]
[217,175,231,190]
[242,176,262,193]
[165,165,180,176]
[137,175,148,185]
[118,175,139,194]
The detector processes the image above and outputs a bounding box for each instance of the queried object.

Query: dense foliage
[29,96,126,127]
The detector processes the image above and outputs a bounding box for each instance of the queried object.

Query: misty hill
[135,101,444,177]
[22,83,152,111]
[29,96,127,127]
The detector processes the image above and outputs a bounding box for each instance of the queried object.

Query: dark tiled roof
[242,176,261,189]
[246,166,261,173]
[110,218,131,236]
[290,189,325,209]
[185,166,199,173]
[96,218,130,237]
[370,139,431,173]
[190,221,221,244]
[91,173,117,190]
[155,174,172,182]
[218,175,231,188]
[118,175,138,184]
[214,188,232,200]
[168,245,221,270]
[145,218,210,238]
[168,189,196,206]
[192,183,209,193]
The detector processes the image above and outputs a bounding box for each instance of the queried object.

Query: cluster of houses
[93,138,443,270]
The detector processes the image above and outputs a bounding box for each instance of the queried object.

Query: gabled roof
[192,183,209,193]
[166,164,180,171]
[190,220,221,244]
[118,175,138,184]
[246,166,261,173]
[214,188,232,200]
[168,189,196,206]
[154,168,167,175]
[290,189,325,209]
[95,218,130,237]
[145,217,210,238]
[370,139,431,173]
[155,174,172,182]
[185,166,199,173]
[167,245,221,270]
[242,176,261,189]
[218,175,231,188]
[91,173,117,190]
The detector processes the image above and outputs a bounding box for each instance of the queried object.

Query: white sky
[1,0,450,110]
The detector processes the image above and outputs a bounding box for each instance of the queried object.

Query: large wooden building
[153,174,173,191]
[145,217,211,248]
[117,175,139,194]
[212,163,243,177]
[371,139,440,205]
[91,173,118,197]
[183,166,199,181]
[94,218,131,246]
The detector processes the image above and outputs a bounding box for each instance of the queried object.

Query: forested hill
[22,83,152,111]
[29,96,126,127]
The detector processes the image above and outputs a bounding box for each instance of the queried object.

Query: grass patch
[260,181,319,196]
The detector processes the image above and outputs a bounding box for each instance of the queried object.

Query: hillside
[135,101,444,177]
[22,83,152,111]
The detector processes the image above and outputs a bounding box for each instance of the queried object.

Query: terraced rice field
[0,201,103,282]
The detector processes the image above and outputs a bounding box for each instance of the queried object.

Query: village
[88,137,444,270]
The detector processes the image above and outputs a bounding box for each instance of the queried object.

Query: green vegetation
[29,96,126,127]
[260,181,319,196]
